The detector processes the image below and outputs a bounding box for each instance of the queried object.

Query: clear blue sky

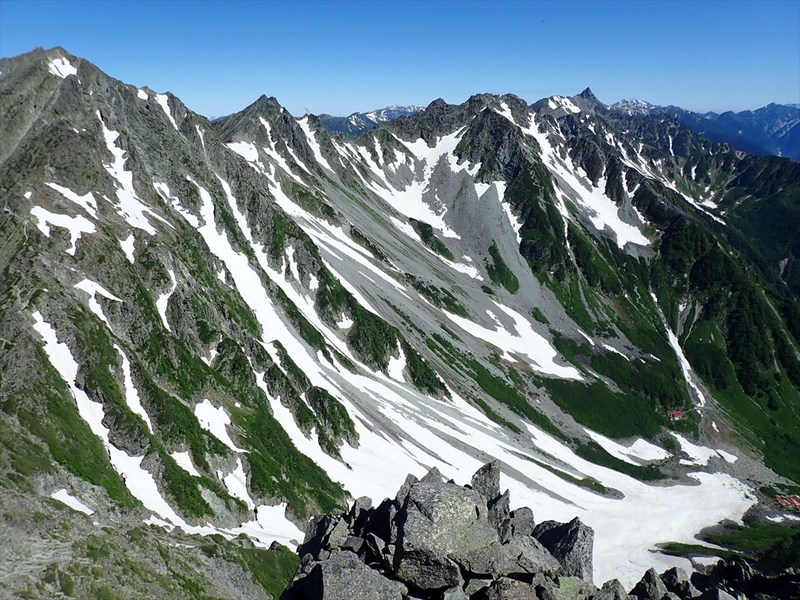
[1,0,798,117]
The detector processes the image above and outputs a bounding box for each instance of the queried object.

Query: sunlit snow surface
[30,206,95,255]
[520,115,650,249]
[51,489,94,515]
[584,428,671,464]
[445,301,582,380]
[155,269,177,333]
[46,182,98,218]
[98,111,169,235]
[170,451,201,477]
[48,57,77,79]
[194,399,246,453]
[74,278,120,326]
[155,93,178,129]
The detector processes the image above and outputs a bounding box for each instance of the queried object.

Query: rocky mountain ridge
[609,99,800,162]
[317,105,424,137]
[0,47,798,598]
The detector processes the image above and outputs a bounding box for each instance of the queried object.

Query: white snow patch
[601,343,629,360]
[120,234,135,263]
[156,269,177,333]
[224,457,254,509]
[48,57,77,79]
[170,451,201,477]
[297,116,336,172]
[154,181,199,228]
[32,312,186,526]
[30,206,95,255]
[548,96,581,114]
[376,129,472,240]
[194,399,246,453]
[115,344,154,434]
[98,112,168,235]
[137,88,148,100]
[155,93,178,129]
[227,141,267,174]
[50,489,94,515]
[666,327,706,408]
[232,503,304,548]
[584,429,670,464]
[74,279,121,326]
[46,182,98,218]
[445,301,582,380]
[672,433,735,466]
[716,449,738,464]
[24,191,32,199]
[388,344,407,382]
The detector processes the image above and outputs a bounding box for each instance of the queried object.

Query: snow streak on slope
[97,112,168,235]
[115,344,154,434]
[30,206,95,255]
[297,117,336,172]
[74,279,121,326]
[170,451,201,477]
[362,130,468,239]
[32,311,186,524]
[155,269,177,333]
[120,234,135,263]
[517,114,650,249]
[584,428,671,464]
[194,399,246,453]
[46,182,98,218]
[155,94,178,130]
[50,489,94,515]
[444,302,582,380]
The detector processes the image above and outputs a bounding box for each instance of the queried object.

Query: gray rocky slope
[0,48,798,597]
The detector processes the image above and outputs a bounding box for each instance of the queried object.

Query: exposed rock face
[630,567,668,600]
[282,463,799,599]
[286,551,407,600]
[282,462,593,599]
[533,517,595,581]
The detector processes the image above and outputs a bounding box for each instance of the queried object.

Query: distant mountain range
[610,100,800,162]
[317,105,424,137]
[319,99,799,164]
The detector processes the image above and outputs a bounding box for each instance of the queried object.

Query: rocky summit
[0,46,799,598]
[282,462,799,599]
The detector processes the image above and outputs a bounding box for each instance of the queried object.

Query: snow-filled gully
[164,176,755,587]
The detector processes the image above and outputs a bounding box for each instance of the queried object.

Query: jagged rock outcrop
[282,463,800,599]
[282,462,593,599]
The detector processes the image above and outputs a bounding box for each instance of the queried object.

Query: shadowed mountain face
[610,99,800,162]
[0,48,798,598]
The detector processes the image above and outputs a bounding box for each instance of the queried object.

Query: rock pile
[280,462,799,599]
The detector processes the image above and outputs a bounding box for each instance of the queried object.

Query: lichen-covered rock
[475,576,537,599]
[594,578,629,600]
[394,548,463,591]
[393,480,497,589]
[282,551,407,600]
[471,460,501,501]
